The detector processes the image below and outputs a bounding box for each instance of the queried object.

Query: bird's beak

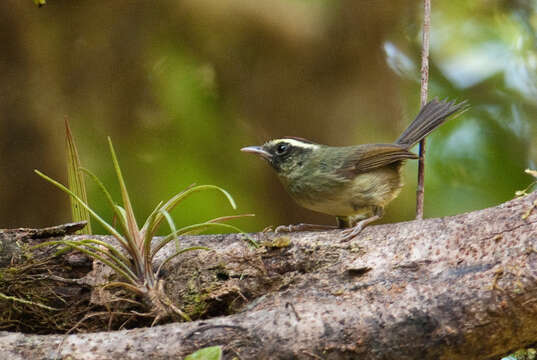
[241,146,272,160]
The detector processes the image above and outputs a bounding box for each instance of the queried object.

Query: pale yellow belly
[292,167,403,217]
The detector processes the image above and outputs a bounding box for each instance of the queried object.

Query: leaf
[185,346,223,360]
[160,208,180,251]
[32,239,138,284]
[34,170,128,248]
[149,184,237,236]
[151,222,245,260]
[141,200,163,233]
[65,118,91,234]
[108,137,140,243]
[79,167,130,238]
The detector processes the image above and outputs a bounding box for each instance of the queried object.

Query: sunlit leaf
[185,346,222,360]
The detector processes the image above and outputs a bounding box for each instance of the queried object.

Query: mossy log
[1,193,537,359]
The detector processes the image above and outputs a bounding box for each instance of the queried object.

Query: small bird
[241,99,468,240]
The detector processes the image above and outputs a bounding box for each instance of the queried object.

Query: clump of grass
[65,118,91,234]
[34,137,254,323]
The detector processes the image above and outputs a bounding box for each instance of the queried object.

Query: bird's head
[241,137,320,175]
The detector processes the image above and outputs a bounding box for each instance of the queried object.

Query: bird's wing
[336,144,417,178]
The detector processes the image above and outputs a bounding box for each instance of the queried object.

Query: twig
[416,0,431,220]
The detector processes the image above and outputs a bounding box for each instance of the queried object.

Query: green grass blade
[79,167,130,239]
[67,242,138,284]
[33,238,137,281]
[114,205,128,230]
[151,222,245,260]
[150,185,238,236]
[76,239,134,273]
[75,241,139,282]
[142,205,160,277]
[33,240,138,284]
[160,208,180,251]
[34,170,128,249]
[65,118,91,234]
[208,215,258,247]
[141,200,164,233]
[207,214,255,223]
[107,137,140,240]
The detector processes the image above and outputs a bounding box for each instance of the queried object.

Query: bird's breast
[280,166,403,217]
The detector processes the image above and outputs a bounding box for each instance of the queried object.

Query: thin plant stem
[416,0,431,220]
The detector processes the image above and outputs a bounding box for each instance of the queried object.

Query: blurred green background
[1,0,536,233]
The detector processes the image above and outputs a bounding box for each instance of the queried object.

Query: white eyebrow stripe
[268,138,320,149]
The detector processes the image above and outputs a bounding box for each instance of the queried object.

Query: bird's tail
[395,98,468,148]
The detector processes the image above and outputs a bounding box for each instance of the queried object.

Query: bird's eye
[276,143,289,155]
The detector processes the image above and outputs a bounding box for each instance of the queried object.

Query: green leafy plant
[34,137,254,323]
[185,346,223,360]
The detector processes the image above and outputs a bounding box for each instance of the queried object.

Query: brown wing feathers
[338,98,467,177]
[339,144,417,176]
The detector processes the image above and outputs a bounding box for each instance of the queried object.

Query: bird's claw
[262,225,295,233]
[340,223,365,242]
[339,214,381,242]
[262,226,275,233]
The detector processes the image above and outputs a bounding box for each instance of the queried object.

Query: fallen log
[1,192,537,359]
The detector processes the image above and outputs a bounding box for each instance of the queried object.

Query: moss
[261,236,292,248]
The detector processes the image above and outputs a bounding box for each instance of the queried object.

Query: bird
[241,98,468,240]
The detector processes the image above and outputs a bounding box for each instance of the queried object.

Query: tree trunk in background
[1,192,537,359]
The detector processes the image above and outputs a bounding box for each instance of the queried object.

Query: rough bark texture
[2,193,537,359]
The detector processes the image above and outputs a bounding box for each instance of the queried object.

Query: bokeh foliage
[1,0,536,233]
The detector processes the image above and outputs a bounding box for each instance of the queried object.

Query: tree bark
[2,193,537,359]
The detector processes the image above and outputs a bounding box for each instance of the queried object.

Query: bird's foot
[272,223,338,233]
[340,215,381,242]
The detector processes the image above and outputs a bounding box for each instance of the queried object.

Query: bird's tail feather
[395,98,469,148]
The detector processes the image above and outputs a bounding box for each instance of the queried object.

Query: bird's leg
[273,223,338,233]
[340,206,384,241]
